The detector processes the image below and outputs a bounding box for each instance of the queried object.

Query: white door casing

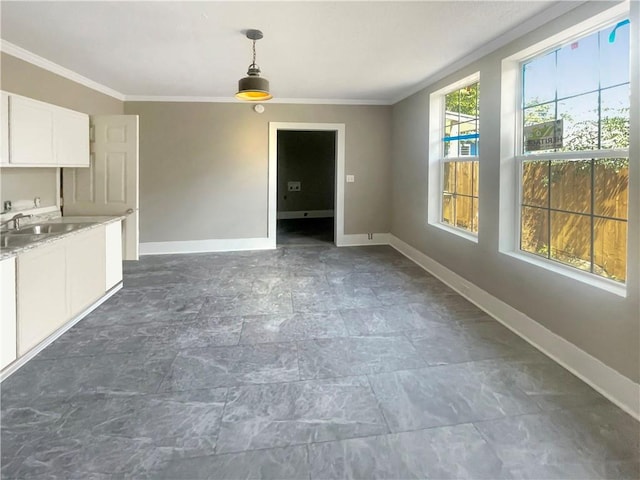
[268,122,346,247]
[62,115,140,260]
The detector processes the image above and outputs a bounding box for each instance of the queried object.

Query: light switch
[346,175,355,183]
[288,181,301,192]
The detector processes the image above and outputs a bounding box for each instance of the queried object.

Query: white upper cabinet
[55,108,90,167]
[1,92,89,167]
[9,95,54,165]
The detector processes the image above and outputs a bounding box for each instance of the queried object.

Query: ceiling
[0,1,581,104]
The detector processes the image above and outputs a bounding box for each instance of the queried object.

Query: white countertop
[0,215,125,260]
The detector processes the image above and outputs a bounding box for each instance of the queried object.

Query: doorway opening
[268,122,345,248]
[276,130,336,246]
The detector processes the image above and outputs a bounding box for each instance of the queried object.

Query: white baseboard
[277,210,334,220]
[140,237,275,255]
[0,283,123,382]
[388,234,640,420]
[337,233,390,247]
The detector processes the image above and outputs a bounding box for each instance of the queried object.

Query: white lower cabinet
[67,228,106,317]
[17,241,67,355]
[0,257,17,370]
[12,223,120,362]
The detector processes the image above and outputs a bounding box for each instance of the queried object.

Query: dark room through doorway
[276,130,336,246]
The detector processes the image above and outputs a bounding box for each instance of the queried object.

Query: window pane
[558,92,599,151]
[455,195,473,231]
[600,21,630,89]
[443,161,455,193]
[472,198,479,233]
[456,162,474,196]
[557,32,599,98]
[442,194,454,225]
[593,218,626,282]
[522,160,549,207]
[459,83,478,117]
[550,211,591,272]
[523,104,556,154]
[594,158,628,220]
[523,52,556,107]
[601,85,630,149]
[445,89,460,120]
[550,160,591,214]
[523,103,555,127]
[521,206,549,257]
[472,161,479,197]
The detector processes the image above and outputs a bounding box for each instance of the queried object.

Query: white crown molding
[391,1,587,104]
[1,40,126,101]
[124,95,391,105]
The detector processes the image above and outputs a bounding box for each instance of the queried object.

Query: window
[519,19,630,283]
[441,81,480,234]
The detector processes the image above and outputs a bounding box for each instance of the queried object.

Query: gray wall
[390,1,639,382]
[277,130,335,213]
[124,102,391,242]
[0,52,124,211]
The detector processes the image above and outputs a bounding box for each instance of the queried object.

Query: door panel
[63,115,139,260]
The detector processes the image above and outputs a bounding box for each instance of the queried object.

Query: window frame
[499,3,631,296]
[428,72,480,243]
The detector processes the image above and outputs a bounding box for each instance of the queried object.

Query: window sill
[430,222,479,244]
[502,250,626,298]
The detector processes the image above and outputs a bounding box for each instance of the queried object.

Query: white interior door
[63,115,139,260]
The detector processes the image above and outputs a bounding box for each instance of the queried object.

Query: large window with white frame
[441,80,480,234]
[518,19,630,283]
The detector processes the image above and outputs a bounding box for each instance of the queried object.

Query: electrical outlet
[346,175,355,183]
[287,181,301,192]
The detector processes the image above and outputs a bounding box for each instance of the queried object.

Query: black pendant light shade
[236,29,272,101]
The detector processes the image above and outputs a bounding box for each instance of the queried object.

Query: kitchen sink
[10,223,92,235]
[1,233,48,248]
[1,222,97,249]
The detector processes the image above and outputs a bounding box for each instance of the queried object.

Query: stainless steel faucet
[0,213,33,231]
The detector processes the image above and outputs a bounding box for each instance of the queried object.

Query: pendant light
[236,29,272,101]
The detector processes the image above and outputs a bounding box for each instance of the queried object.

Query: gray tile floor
[1,245,638,479]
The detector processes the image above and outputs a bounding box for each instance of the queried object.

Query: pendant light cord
[251,39,257,68]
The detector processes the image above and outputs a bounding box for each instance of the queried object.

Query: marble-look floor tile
[425,295,493,322]
[6,433,173,479]
[326,270,411,289]
[475,403,640,478]
[240,311,348,344]
[292,286,381,313]
[407,321,536,365]
[297,335,426,379]
[370,283,453,306]
[309,424,509,479]
[340,304,439,335]
[199,292,293,317]
[369,362,540,432]
[159,343,299,392]
[216,376,388,453]
[56,388,227,458]
[475,354,607,411]
[82,294,203,328]
[169,315,244,349]
[82,351,177,395]
[155,445,310,480]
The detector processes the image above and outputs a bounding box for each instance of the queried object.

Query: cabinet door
[105,221,123,290]
[9,96,55,165]
[55,108,89,167]
[67,227,106,317]
[1,257,17,370]
[1,92,9,166]
[17,242,67,355]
